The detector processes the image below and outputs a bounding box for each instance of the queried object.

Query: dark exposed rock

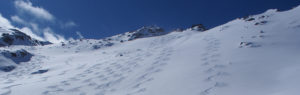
[0,49,32,72]
[128,26,165,41]
[191,24,207,31]
[246,18,255,21]
[242,15,250,20]
[31,69,48,74]
[1,49,33,64]
[92,45,101,49]
[255,21,268,25]
[104,42,114,47]
[62,43,65,46]
[259,15,267,19]
[2,33,14,45]
[0,66,16,72]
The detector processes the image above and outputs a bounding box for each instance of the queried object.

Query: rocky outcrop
[0,49,33,72]
[1,49,33,64]
[0,29,51,47]
[128,26,166,41]
[191,24,207,31]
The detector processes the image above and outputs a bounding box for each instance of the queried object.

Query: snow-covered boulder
[0,49,33,72]
[1,49,33,64]
[0,55,16,72]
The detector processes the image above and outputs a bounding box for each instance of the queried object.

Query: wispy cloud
[1,13,66,43]
[19,27,44,41]
[0,14,14,28]
[76,31,84,39]
[43,27,66,43]
[29,22,39,32]
[65,21,77,27]
[1,0,78,43]
[61,21,77,29]
[14,0,54,21]
[11,15,26,24]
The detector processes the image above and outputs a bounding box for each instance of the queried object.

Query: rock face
[0,66,15,72]
[191,24,207,31]
[0,29,51,47]
[128,26,166,41]
[31,69,49,74]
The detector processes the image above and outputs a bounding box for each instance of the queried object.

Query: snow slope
[1,5,300,95]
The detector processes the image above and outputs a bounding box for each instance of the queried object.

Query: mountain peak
[128,26,165,41]
[190,24,207,31]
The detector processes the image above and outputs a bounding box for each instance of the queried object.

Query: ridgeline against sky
[0,0,300,41]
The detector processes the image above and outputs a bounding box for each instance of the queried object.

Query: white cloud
[43,27,66,43]
[1,13,44,41]
[5,16,65,43]
[29,22,39,32]
[0,13,14,28]
[64,21,77,28]
[19,27,45,41]
[1,12,67,43]
[76,31,84,39]
[18,27,67,43]
[1,1,78,43]
[14,0,54,21]
[11,15,26,24]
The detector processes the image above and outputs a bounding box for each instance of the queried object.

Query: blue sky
[0,0,300,42]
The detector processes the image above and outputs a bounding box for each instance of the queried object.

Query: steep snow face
[1,5,300,95]
[0,28,51,47]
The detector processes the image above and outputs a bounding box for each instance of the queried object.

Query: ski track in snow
[30,36,176,95]
[199,34,231,95]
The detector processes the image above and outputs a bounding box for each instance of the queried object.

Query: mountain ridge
[0,5,300,95]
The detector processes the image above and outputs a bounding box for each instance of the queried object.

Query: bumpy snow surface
[1,6,300,95]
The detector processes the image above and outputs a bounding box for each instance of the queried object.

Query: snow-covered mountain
[0,28,50,73]
[1,5,300,95]
[0,28,51,47]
